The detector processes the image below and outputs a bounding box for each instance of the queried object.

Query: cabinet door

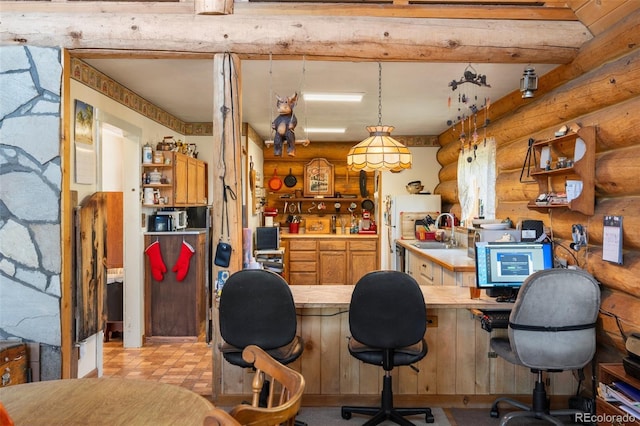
[319,251,347,284]
[416,257,442,286]
[348,240,378,285]
[174,154,188,205]
[187,157,198,204]
[349,251,377,284]
[196,160,206,204]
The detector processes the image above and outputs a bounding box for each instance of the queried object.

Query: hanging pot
[268,169,282,191]
[284,168,297,188]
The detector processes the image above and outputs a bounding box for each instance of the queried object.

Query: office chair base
[490,379,585,426]
[341,375,434,426]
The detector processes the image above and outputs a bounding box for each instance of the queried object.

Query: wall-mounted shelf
[526,126,595,216]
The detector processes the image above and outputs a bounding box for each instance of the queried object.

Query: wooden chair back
[203,345,305,426]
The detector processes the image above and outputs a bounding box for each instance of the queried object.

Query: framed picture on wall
[304,158,334,198]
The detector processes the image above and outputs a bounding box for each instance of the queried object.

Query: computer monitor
[474,241,554,302]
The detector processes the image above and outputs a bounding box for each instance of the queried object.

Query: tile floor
[102,337,213,399]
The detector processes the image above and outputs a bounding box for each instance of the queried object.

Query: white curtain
[457,137,496,225]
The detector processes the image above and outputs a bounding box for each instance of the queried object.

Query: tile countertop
[396,239,476,272]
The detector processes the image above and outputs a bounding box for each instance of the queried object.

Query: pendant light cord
[377,62,383,126]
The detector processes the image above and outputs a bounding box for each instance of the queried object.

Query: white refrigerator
[381,194,441,270]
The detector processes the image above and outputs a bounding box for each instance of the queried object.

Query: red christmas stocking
[145,241,167,281]
[172,241,195,282]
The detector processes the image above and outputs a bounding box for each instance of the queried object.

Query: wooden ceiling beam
[1,13,590,64]
[233,2,578,20]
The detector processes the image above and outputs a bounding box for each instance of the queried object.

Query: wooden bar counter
[212,285,579,407]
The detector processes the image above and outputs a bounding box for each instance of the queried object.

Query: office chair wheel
[340,408,352,420]
[490,408,500,418]
[426,411,435,423]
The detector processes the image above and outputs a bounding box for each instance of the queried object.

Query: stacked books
[599,378,640,418]
[255,249,284,274]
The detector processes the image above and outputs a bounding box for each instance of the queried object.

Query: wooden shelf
[526,126,596,216]
[596,363,640,426]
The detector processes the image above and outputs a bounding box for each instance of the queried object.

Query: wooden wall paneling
[513,360,534,395]
[300,307,322,395]
[455,309,476,395]
[320,308,342,395]
[435,308,456,394]
[359,359,381,395]
[474,318,491,394]
[339,309,360,395]
[493,351,517,394]
[420,319,438,394]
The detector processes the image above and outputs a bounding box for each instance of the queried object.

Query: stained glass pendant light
[347,63,412,172]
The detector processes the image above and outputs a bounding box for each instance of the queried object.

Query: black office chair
[218,269,306,425]
[341,270,434,426]
[489,268,600,426]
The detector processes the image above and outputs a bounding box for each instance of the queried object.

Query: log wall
[434,11,640,360]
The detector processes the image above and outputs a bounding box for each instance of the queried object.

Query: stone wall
[0,46,63,380]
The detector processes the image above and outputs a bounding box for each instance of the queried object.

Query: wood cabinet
[406,250,475,287]
[596,363,640,426]
[407,250,443,286]
[526,126,595,216]
[144,232,206,342]
[284,236,378,285]
[0,341,28,387]
[142,152,207,207]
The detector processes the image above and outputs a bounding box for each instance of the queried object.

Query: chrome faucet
[435,213,456,246]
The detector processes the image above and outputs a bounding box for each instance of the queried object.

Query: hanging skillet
[361,199,374,212]
[268,169,282,191]
[284,168,297,188]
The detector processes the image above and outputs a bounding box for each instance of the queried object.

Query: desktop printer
[623,333,640,380]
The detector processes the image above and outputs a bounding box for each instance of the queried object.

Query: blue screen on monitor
[475,241,554,290]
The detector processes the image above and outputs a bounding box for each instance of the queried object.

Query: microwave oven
[152,210,187,231]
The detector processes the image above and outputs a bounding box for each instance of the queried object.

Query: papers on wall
[602,216,623,264]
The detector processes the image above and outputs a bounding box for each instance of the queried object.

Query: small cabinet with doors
[283,236,378,285]
[142,151,207,207]
[526,126,595,216]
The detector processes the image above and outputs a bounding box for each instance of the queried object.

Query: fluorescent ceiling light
[302,93,364,102]
[304,127,346,134]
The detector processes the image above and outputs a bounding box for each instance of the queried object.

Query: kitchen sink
[412,241,450,249]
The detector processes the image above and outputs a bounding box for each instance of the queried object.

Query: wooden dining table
[0,377,214,425]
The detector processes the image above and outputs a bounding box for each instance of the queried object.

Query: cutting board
[399,212,439,239]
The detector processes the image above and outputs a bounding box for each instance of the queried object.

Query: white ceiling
[83,58,558,142]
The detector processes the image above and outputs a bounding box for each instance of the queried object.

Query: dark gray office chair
[341,270,434,426]
[218,269,306,425]
[489,268,600,426]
